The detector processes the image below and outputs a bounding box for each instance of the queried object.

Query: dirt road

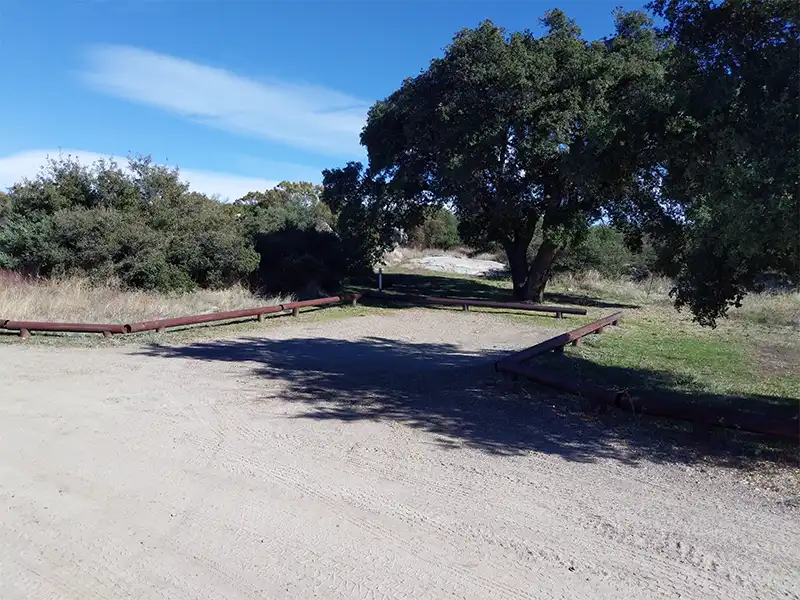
[1,310,797,599]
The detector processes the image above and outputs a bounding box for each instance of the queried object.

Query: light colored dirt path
[0,310,797,600]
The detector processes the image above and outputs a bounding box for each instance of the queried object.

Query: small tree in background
[234,181,334,237]
[408,207,461,250]
[322,162,408,276]
[553,224,657,280]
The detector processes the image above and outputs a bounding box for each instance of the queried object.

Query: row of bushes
[0,156,370,297]
[0,154,657,298]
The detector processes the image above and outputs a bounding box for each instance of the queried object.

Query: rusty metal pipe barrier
[125,295,360,334]
[495,311,799,441]
[0,294,361,338]
[498,360,798,439]
[496,311,623,369]
[365,291,587,318]
[124,304,287,334]
[0,320,127,339]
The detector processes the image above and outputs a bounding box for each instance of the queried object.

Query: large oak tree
[638,0,799,326]
[360,9,668,301]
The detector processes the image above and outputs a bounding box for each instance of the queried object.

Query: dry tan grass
[726,290,800,329]
[550,271,674,304]
[550,270,800,329]
[0,276,288,324]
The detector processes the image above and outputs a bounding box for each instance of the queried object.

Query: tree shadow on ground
[360,272,639,309]
[534,352,800,423]
[138,335,797,469]
[543,291,640,310]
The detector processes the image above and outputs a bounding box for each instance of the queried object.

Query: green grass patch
[373,265,800,421]
[556,317,799,400]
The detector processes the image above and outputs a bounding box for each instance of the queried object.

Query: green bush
[1,156,394,298]
[235,181,353,295]
[0,155,258,292]
[252,227,346,297]
[408,207,461,249]
[235,181,334,238]
[552,225,656,279]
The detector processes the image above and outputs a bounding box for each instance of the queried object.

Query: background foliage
[1,1,795,327]
[0,155,259,292]
[408,207,461,250]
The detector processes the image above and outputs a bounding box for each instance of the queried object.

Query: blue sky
[1,0,649,200]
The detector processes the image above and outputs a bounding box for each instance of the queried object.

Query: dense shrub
[235,181,357,295]
[252,227,346,297]
[0,155,259,292]
[547,225,657,280]
[408,207,461,250]
[0,155,391,298]
[235,181,334,238]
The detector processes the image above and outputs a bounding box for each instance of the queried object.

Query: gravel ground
[1,309,797,600]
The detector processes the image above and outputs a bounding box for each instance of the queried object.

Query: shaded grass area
[533,323,799,423]
[348,270,623,332]
[363,269,639,310]
[361,267,800,427]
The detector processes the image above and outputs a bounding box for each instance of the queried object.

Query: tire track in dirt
[1,311,797,600]
[208,373,791,600]
[203,410,704,599]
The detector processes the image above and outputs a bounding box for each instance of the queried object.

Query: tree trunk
[523,239,560,302]
[505,238,533,301]
[506,238,560,302]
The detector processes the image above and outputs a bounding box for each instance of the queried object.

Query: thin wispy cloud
[80,45,369,157]
[0,149,292,201]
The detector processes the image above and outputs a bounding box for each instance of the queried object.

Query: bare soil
[1,309,797,600]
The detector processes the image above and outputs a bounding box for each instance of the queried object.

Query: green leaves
[322,162,399,276]
[361,10,668,300]
[408,207,461,250]
[0,155,258,292]
[646,0,799,326]
[235,181,335,241]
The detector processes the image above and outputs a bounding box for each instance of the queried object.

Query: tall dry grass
[550,270,800,329]
[550,271,674,304]
[726,290,800,329]
[0,275,288,324]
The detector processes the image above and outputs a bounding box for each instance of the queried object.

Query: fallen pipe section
[495,312,799,441]
[365,291,587,317]
[0,294,361,338]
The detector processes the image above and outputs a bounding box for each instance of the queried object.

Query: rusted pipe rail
[125,295,357,334]
[499,359,625,406]
[496,312,798,441]
[501,361,798,439]
[617,392,799,440]
[0,320,127,339]
[125,304,287,334]
[496,311,623,369]
[0,294,361,338]
[366,291,587,317]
